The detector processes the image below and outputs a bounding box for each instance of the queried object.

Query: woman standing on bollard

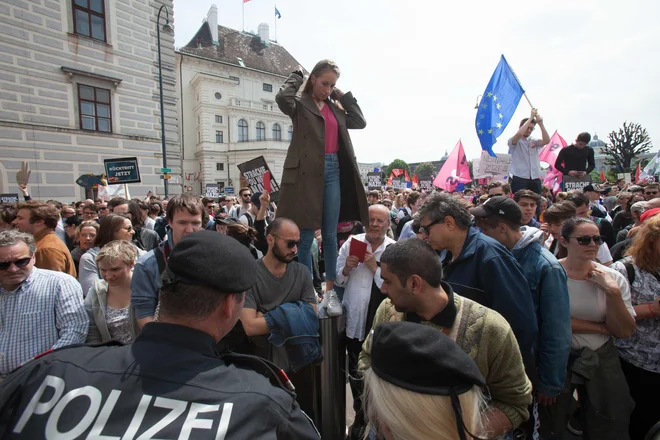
[276,60,368,297]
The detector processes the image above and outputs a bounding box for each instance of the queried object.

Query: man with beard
[240,218,319,420]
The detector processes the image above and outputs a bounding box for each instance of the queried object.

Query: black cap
[370,321,485,396]
[213,213,239,226]
[164,230,256,293]
[582,184,598,193]
[600,187,612,196]
[469,195,522,225]
[251,192,262,209]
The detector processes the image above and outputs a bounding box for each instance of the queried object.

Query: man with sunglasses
[644,182,660,201]
[0,230,87,377]
[240,218,319,420]
[230,187,253,219]
[471,196,571,439]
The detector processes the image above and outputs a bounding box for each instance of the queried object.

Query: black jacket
[554,145,595,174]
[0,323,319,439]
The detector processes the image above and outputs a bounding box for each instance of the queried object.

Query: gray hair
[631,201,648,214]
[0,230,37,254]
[416,192,472,230]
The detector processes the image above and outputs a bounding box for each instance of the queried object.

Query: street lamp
[157,5,173,197]
[474,94,482,109]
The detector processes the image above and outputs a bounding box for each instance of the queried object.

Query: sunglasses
[272,234,301,249]
[419,219,441,235]
[570,235,604,246]
[242,194,252,198]
[0,257,32,270]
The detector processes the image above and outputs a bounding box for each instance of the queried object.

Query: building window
[216,162,224,171]
[215,92,222,100]
[288,125,293,141]
[263,83,273,92]
[73,0,106,42]
[256,121,265,141]
[215,130,223,143]
[215,115,223,124]
[273,123,282,141]
[238,119,248,142]
[78,84,111,132]
[229,75,240,84]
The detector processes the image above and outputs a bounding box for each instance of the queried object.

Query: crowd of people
[0,63,659,440]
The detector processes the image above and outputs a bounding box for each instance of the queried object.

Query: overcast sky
[172,0,660,164]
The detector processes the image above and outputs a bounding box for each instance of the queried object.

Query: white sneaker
[326,290,343,317]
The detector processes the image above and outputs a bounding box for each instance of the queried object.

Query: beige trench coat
[275,72,369,230]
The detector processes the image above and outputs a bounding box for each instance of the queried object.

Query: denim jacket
[511,227,572,396]
[264,301,321,372]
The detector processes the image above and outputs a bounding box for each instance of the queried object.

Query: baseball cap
[469,196,522,225]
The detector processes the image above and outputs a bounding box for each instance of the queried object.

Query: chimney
[207,5,219,45]
[257,23,270,46]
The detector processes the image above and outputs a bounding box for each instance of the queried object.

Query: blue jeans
[298,154,341,282]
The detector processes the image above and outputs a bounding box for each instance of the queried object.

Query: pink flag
[539,131,567,193]
[433,140,472,191]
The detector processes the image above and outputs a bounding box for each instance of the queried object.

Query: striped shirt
[0,268,88,376]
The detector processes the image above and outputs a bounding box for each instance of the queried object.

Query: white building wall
[177,53,293,195]
[0,0,180,200]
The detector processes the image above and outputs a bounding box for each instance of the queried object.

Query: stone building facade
[0,0,179,201]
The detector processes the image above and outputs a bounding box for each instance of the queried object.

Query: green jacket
[358,291,532,428]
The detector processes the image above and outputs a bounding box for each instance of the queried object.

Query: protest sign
[617,173,632,184]
[236,156,280,201]
[225,187,234,195]
[474,151,511,178]
[563,175,592,191]
[205,184,219,199]
[367,172,382,190]
[104,157,141,184]
[98,184,130,201]
[1,194,19,204]
[75,174,104,188]
[419,180,434,192]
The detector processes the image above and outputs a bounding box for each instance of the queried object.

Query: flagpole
[242,1,244,32]
[274,4,277,42]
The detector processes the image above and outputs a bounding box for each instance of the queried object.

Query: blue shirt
[0,268,88,375]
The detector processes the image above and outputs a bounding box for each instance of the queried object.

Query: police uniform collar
[136,322,217,356]
[405,281,457,328]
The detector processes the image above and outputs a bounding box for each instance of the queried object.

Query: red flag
[243,0,251,3]
[433,140,472,191]
[404,170,410,182]
[263,171,271,192]
[412,174,419,185]
[540,131,568,193]
[600,170,606,182]
[391,168,403,178]
[636,162,641,183]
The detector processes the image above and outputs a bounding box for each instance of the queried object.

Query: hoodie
[511,226,572,397]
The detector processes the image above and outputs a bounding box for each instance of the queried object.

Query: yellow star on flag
[493,95,497,101]
[488,129,493,134]
[478,129,484,135]
[499,113,503,119]
[482,103,488,109]
[486,92,493,98]
[496,103,501,110]
[496,122,503,129]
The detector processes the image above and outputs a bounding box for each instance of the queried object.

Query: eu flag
[275,6,281,19]
[476,55,524,157]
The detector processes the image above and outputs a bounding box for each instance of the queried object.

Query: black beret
[371,321,485,396]
[164,230,256,293]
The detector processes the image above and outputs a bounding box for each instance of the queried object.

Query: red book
[263,171,271,192]
[349,238,368,262]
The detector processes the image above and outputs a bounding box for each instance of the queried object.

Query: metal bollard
[317,314,346,440]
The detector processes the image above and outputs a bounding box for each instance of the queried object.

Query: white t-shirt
[567,262,636,351]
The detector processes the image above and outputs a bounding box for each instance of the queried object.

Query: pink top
[321,103,339,154]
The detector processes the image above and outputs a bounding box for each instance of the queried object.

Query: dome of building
[588,134,607,148]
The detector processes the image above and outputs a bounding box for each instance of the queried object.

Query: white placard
[474,151,511,178]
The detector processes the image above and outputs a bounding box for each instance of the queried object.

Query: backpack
[241,212,254,227]
[623,262,635,286]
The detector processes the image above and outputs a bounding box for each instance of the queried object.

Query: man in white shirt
[230,187,252,219]
[508,108,550,195]
[336,204,395,440]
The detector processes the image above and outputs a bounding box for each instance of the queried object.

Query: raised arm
[536,113,550,147]
[510,108,537,146]
[276,71,304,118]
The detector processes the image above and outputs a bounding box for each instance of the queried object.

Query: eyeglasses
[569,235,604,246]
[99,207,107,211]
[0,257,32,270]
[242,194,252,198]
[645,191,658,196]
[419,219,441,236]
[272,234,301,249]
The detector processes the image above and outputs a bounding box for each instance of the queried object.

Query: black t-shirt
[554,145,595,174]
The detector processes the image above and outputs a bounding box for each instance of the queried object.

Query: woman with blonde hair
[363,321,486,440]
[276,59,368,298]
[611,213,660,440]
[84,240,139,344]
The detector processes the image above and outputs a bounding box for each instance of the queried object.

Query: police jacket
[0,323,320,439]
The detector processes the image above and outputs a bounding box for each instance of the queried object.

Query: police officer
[0,230,320,439]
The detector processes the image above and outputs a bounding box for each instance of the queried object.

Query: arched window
[238,119,248,142]
[288,125,293,141]
[273,123,282,141]
[256,121,266,141]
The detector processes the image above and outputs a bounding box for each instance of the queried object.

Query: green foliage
[414,162,436,179]
[385,159,411,179]
[603,122,652,171]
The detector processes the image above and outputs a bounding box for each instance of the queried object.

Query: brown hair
[543,201,577,225]
[17,201,60,229]
[514,189,540,203]
[626,215,660,273]
[166,194,203,222]
[78,220,100,235]
[83,203,98,213]
[95,214,130,249]
[302,59,341,96]
[238,187,251,197]
[226,223,258,248]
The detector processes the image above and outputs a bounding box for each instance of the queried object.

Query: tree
[603,122,652,171]
[385,159,411,180]
[414,162,436,179]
